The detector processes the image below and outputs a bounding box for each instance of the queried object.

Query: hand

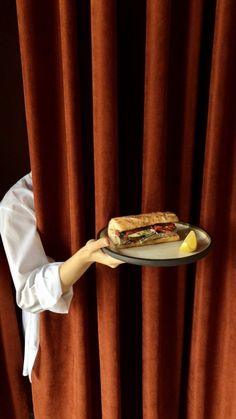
[81,237,124,268]
[60,237,124,293]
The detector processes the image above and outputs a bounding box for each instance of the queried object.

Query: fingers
[94,251,125,268]
[86,237,109,251]
[108,259,125,268]
[84,238,126,268]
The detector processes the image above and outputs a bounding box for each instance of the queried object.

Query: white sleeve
[0,204,73,314]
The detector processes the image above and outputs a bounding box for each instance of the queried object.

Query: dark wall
[0,1,30,198]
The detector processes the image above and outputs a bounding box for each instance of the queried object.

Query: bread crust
[108,211,179,245]
[113,232,180,249]
[108,211,178,234]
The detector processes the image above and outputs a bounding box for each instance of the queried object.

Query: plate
[98,222,212,267]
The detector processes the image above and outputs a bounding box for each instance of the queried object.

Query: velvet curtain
[2,0,236,417]
[0,2,36,418]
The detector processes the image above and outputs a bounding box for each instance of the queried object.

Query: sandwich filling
[115,222,177,246]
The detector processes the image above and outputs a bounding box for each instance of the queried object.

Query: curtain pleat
[58,0,85,253]
[141,1,206,417]
[3,0,235,418]
[91,2,121,418]
[16,2,99,418]
[188,0,236,417]
[15,0,72,259]
[0,248,30,419]
[142,0,171,209]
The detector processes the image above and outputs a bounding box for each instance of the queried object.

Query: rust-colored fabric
[0,2,31,417]
[90,2,121,417]
[1,0,234,417]
[0,246,30,419]
[188,1,236,417]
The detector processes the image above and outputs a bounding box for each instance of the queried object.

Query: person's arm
[0,202,72,313]
[59,237,123,293]
[0,201,123,313]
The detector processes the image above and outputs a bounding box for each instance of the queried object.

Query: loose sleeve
[0,203,73,314]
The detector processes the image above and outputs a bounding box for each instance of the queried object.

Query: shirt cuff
[35,262,73,313]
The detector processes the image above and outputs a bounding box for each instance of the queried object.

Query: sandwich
[108,211,180,249]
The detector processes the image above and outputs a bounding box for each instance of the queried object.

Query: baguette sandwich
[108,211,180,249]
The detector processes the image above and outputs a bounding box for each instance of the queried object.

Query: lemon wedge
[180,230,197,252]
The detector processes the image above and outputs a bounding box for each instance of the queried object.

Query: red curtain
[2,0,236,417]
[0,249,30,419]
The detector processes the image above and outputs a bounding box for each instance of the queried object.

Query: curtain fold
[142,0,171,209]
[2,0,235,417]
[188,0,236,417]
[15,1,97,417]
[90,2,121,418]
[141,1,207,417]
[0,247,30,419]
